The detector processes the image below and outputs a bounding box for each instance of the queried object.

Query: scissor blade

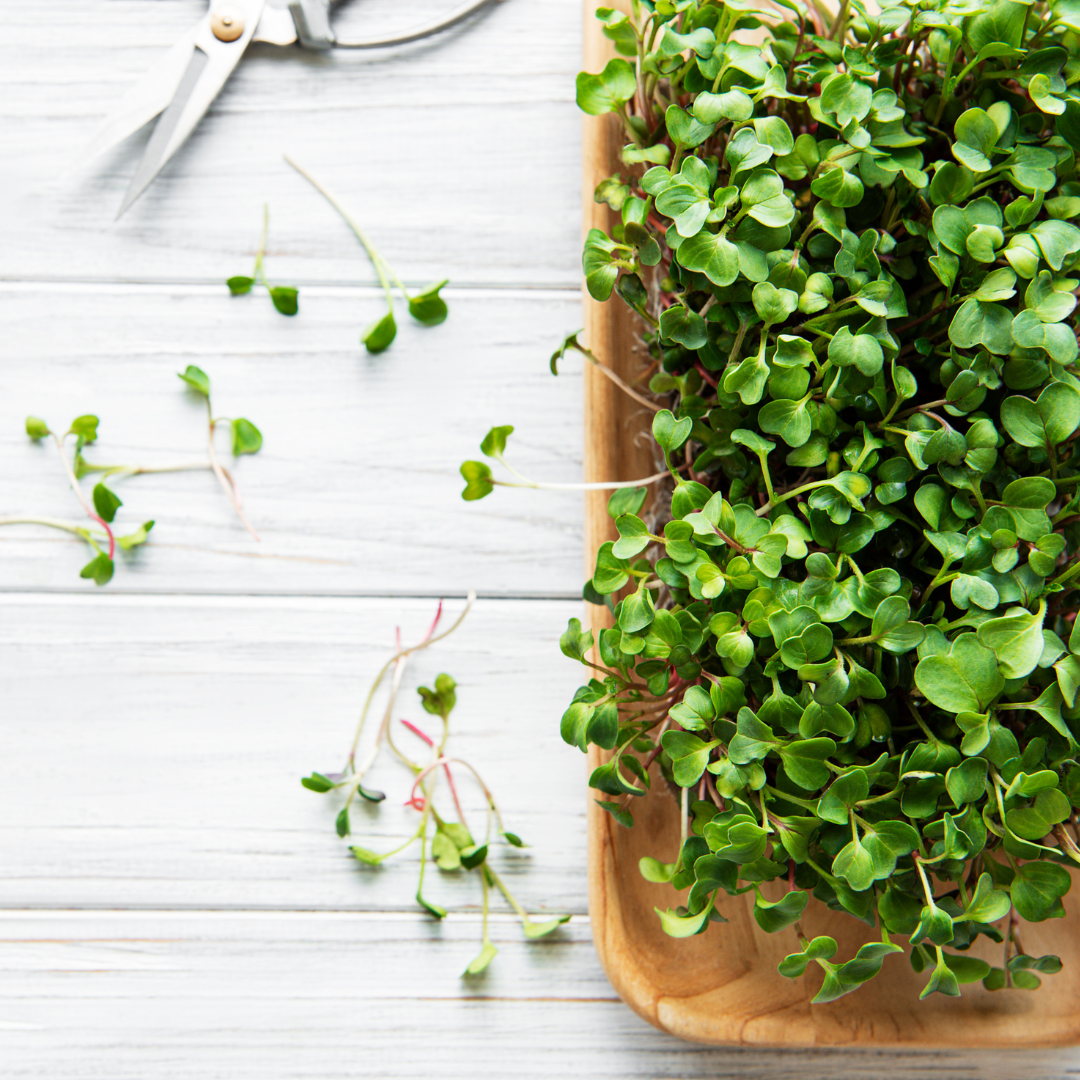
[116,46,210,218]
[72,28,202,173]
[116,0,265,219]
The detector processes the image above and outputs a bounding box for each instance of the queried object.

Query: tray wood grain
[580,2,1080,1048]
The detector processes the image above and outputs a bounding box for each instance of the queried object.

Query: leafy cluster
[556,0,1080,1001]
[5,366,262,583]
[302,595,569,975]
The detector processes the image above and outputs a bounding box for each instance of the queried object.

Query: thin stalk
[284,155,395,309]
[347,593,476,768]
[52,434,115,559]
[205,400,259,541]
[492,470,671,492]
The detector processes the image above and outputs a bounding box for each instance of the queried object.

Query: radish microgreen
[301,593,569,974]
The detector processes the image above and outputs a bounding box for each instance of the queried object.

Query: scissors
[76,0,503,218]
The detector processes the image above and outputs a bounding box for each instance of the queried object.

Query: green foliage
[553,0,1080,1005]
[300,598,568,975]
[226,206,299,316]
[9,368,264,584]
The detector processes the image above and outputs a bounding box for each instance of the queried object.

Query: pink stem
[401,719,468,826]
[694,361,719,388]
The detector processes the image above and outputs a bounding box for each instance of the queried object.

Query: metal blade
[71,26,203,173]
[115,0,267,219]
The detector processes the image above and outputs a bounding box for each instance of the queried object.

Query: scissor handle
[288,0,334,49]
[290,0,503,50]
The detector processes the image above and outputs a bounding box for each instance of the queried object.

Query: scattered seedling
[301,592,569,974]
[4,414,154,585]
[4,367,264,583]
[227,205,299,315]
[284,154,449,353]
[460,423,668,501]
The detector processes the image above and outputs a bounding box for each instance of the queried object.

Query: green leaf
[948,299,1013,355]
[68,415,99,441]
[659,305,707,349]
[662,730,720,786]
[1001,383,1080,448]
[666,105,715,149]
[178,365,210,397]
[779,738,837,790]
[231,418,262,456]
[116,520,154,551]
[656,900,713,938]
[301,772,335,792]
[25,416,50,439]
[480,425,514,459]
[677,230,740,286]
[1011,861,1072,922]
[79,552,114,586]
[914,634,1004,714]
[753,888,809,933]
[460,460,494,501]
[463,941,498,976]
[778,935,837,978]
[226,275,254,295]
[639,857,677,883]
[269,286,298,316]
[952,108,999,173]
[652,409,693,454]
[1006,787,1071,841]
[559,617,594,662]
[92,482,122,524]
[361,310,397,353]
[408,280,449,325]
[522,914,571,939]
[977,602,1046,680]
[575,58,636,115]
[811,165,865,208]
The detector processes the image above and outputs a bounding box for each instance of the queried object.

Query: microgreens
[5,414,155,584]
[468,0,1080,1001]
[284,155,449,353]
[302,592,569,975]
[460,424,669,501]
[5,367,263,583]
[227,205,299,315]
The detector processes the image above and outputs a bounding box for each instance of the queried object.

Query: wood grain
[0,284,585,596]
[578,4,1080,1052]
[3,0,582,288]
[0,593,589,912]
[4,909,1077,1079]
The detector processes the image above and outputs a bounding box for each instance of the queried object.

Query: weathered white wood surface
[2,911,1075,1079]
[3,0,582,288]
[0,284,587,595]
[0,594,591,911]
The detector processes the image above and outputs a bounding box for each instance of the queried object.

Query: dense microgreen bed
[470,0,1080,1000]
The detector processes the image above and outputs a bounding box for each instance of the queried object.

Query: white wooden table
[2,3,1076,1076]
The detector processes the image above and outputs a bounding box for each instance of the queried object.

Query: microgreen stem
[205,399,259,541]
[348,593,473,771]
[284,155,395,310]
[52,433,115,559]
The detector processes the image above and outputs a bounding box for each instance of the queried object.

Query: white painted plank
[0,593,594,912]
[2,910,1076,1079]
[0,283,594,596]
[2,0,583,287]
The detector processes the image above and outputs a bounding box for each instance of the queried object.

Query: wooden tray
[579,4,1080,1049]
